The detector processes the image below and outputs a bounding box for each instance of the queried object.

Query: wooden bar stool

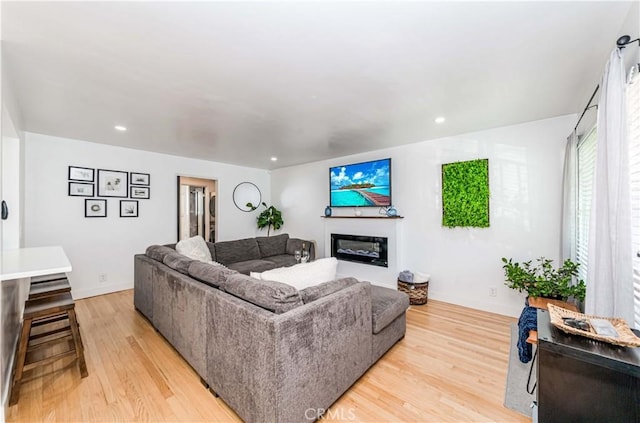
[30,273,68,285]
[9,292,88,405]
[29,278,71,300]
[29,273,71,299]
[27,275,75,340]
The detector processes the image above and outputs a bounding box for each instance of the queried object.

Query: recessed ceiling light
[434,116,446,124]
[270,157,278,161]
[114,125,127,131]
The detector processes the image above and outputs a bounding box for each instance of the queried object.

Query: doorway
[177,176,217,242]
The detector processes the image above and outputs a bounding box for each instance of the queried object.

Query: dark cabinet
[537,309,640,422]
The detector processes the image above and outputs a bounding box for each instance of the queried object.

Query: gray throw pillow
[146,245,175,262]
[162,251,193,275]
[223,274,302,314]
[299,277,359,304]
[188,261,237,289]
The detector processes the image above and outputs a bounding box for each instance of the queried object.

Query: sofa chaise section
[207,280,373,423]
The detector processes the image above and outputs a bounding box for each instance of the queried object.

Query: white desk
[1,246,72,281]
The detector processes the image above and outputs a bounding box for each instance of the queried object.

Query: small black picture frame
[130,172,150,186]
[85,199,107,218]
[69,166,94,182]
[130,186,150,199]
[120,200,139,217]
[97,169,128,198]
[69,182,94,197]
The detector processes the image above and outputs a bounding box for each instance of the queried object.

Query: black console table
[537,309,640,422]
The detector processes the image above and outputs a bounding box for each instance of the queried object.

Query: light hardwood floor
[7,290,528,422]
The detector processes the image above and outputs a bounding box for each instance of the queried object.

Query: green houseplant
[501,257,586,302]
[247,202,283,236]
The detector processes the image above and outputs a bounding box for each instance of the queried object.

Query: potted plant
[501,257,586,302]
[247,202,283,236]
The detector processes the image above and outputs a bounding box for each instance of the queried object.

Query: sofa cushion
[162,251,194,275]
[371,285,410,334]
[256,257,338,290]
[263,254,297,268]
[299,277,359,304]
[214,238,261,265]
[256,233,289,257]
[146,245,175,262]
[227,259,277,275]
[188,261,237,289]
[223,273,303,314]
[176,236,212,262]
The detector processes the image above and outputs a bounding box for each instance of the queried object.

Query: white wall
[272,115,575,317]
[1,109,21,250]
[24,133,271,299]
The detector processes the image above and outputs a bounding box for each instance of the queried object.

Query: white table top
[1,246,72,281]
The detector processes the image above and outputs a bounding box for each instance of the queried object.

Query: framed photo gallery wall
[67,166,150,218]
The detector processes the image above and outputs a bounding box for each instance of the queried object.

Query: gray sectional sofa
[134,234,409,423]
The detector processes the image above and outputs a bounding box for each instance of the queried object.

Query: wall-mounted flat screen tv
[330,158,391,207]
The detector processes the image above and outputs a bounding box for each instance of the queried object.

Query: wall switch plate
[99,274,108,283]
[489,287,497,297]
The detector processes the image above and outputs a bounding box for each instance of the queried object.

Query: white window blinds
[576,128,597,284]
[627,71,640,329]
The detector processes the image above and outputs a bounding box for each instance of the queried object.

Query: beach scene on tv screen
[330,159,391,207]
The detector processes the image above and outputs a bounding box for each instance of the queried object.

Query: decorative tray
[547,304,640,348]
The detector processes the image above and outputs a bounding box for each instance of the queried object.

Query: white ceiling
[2,1,633,169]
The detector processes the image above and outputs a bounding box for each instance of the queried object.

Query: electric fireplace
[331,233,388,268]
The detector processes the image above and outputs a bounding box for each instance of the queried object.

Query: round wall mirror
[233,182,262,212]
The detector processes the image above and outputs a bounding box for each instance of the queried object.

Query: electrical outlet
[489,286,497,297]
[99,274,108,283]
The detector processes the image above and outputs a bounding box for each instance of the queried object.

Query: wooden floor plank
[7,290,527,422]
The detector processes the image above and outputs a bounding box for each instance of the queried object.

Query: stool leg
[67,309,88,378]
[9,318,33,406]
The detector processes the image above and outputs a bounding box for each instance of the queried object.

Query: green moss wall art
[441,158,490,228]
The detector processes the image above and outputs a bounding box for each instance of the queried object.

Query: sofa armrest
[134,254,155,319]
[286,238,316,261]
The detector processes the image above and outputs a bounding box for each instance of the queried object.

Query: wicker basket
[548,304,640,348]
[397,280,428,305]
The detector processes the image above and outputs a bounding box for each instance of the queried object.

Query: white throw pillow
[176,236,212,262]
[250,271,263,280]
[258,257,338,290]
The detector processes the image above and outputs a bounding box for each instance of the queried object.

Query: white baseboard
[72,282,133,300]
[428,289,522,318]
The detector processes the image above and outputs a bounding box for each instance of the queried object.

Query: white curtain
[561,131,577,263]
[585,49,635,324]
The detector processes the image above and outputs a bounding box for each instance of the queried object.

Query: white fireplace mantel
[323,218,403,289]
